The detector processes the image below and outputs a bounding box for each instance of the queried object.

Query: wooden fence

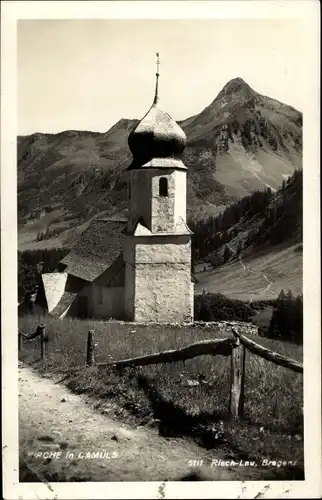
[18,323,48,361]
[18,324,303,421]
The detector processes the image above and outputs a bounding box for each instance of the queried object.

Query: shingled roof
[60,218,127,282]
[51,291,77,318]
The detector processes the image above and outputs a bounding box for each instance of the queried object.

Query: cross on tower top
[153,52,160,104]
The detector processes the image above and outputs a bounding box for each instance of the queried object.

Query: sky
[18,19,305,135]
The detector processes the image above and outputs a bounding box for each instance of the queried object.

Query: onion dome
[128,54,187,170]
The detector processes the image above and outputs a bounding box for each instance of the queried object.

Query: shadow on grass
[136,373,228,449]
[134,372,304,480]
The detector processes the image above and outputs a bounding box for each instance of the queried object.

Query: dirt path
[19,364,260,482]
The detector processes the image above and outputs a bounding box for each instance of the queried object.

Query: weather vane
[156,52,160,75]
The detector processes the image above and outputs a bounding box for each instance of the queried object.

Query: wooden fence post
[230,337,245,421]
[39,324,46,361]
[86,330,95,367]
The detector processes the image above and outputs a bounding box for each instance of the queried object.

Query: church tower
[123,54,194,323]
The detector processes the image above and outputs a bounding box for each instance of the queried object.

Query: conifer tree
[223,245,232,263]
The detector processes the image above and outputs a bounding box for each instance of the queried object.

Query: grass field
[195,244,302,301]
[18,315,304,479]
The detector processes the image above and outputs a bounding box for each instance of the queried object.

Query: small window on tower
[159,177,168,197]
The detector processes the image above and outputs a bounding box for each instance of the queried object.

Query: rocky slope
[18,78,302,250]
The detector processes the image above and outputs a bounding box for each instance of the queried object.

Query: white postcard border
[1,1,321,499]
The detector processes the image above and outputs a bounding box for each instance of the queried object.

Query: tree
[210,252,223,268]
[18,248,69,301]
[223,245,232,263]
[269,290,303,344]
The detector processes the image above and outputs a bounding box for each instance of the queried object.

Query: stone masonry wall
[123,233,194,322]
[128,168,184,234]
[133,235,193,323]
[108,319,259,336]
[151,170,176,233]
[135,237,191,263]
[174,170,187,222]
[134,262,193,323]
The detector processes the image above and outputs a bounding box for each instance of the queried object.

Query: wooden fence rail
[19,324,303,421]
[231,328,303,374]
[96,337,235,369]
[18,323,47,361]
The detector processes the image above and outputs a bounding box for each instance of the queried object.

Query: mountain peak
[225,77,249,87]
[215,77,255,102]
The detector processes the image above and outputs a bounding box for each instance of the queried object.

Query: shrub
[18,248,69,301]
[194,293,253,322]
[223,244,232,263]
[268,290,303,344]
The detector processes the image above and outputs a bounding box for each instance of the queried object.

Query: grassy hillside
[195,243,302,301]
[193,169,302,300]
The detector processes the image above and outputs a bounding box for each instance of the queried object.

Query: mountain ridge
[17,77,302,251]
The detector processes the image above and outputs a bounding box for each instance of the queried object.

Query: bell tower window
[159,177,168,197]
